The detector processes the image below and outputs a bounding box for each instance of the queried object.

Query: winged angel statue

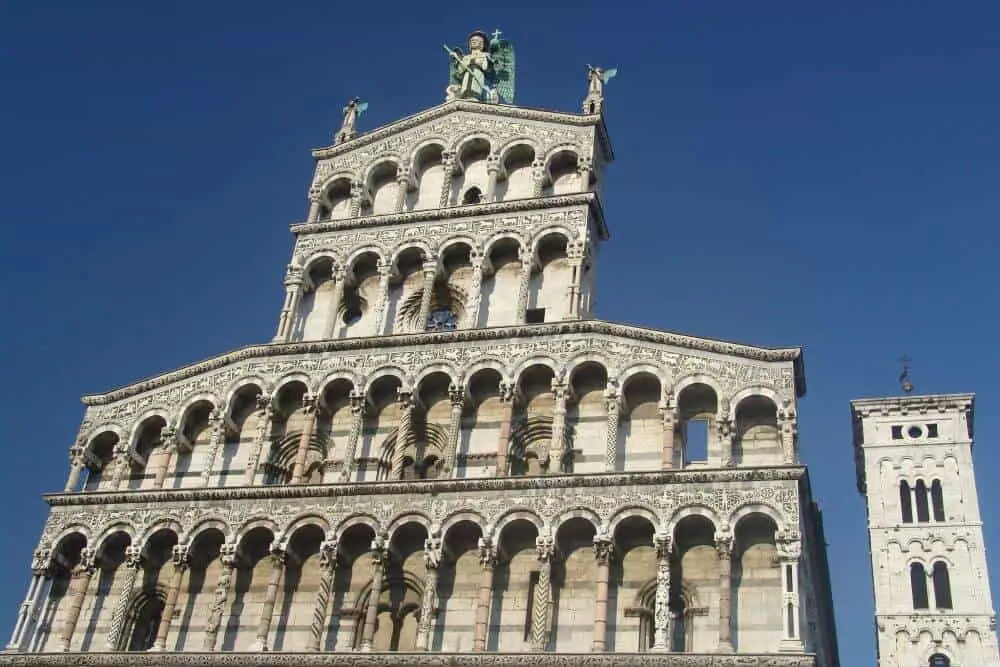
[444,29,515,104]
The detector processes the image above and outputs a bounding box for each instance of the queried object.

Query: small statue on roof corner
[444,28,515,104]
[584,65,618,115]
[336,97,368,145]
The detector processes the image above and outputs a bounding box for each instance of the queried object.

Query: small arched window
[910,562,929,609]
[914,479,930,523]
[900,481,914,523]
[932,562,953,609]
[462,187,482,205]
[931,479,945,521]
[929,653,951,667]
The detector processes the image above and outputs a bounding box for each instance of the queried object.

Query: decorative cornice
[45,466,806,508]
[0,652,814,667]
[290,193,608,240]
[850,393,975,420]
[80,320,805,406]
[311,100,614,163]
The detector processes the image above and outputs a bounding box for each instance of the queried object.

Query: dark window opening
[915,479,930,523]
[525,308,546,324]
[926,423,939,438]
[685,420,709,463]
[929,653,951,667]
[462,187,483,205]
[900,481,914,523]
[931,480,945,521]
[426,307,458,332]
[910,562,929,609]
[891,425,904,440]
[932,562,952,609]
[785,564,794,592]
[343,305,363,326]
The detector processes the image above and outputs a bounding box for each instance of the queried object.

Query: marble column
[565,242,585,320]
[494,382,515,476]
[415,537,441,651]
[324,269,347,339]
[659,395,677,469]
[417,259,438,331]
[778,400,798,464]
[604,384,621,472]
[530,536,554,651]
[200,409,227,488]
[273,266,305,343]
[7,549,51,651]
[715,534,734,652]
[548,381,569,474]
[339,392,365,482]
[592,535,613,652]
[484,154,501,202]
[391,391,414,479]
[465,251,485,328]
[110,443,131,490]
[152,545,189,651]
[349,181,366,218]
[105,545,143,651]
[530,159,546,197]
[150,427,177,490]
[306,539,338,652]
[306,193,322,222]
[372,261,392,336]
[777,535,803,652]
[244,394,273,486]
[202,544,237,651]
[438,151,456,208]
[394,168,411,213]
[290,393,318,484]
[359,537,386,652]
[577,156,593,193]
[717,406,734,468]
[63,448,85,493]
[515,247,533,325]
[442,384,464,475]
[57,548,96,652]
[251,547,286,652]
[651,533,672,652]
[472,537,495,651]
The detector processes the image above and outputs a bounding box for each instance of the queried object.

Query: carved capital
[301,392,318,414]
[349,391,366,416]
[31,548,52,576]
[535,535,555,563]
[477,537,495,569]
[124,545,144,570]
[653,532,672,560]
[74,548,97,576]
[593,535,613,565]
[219,543,238,569]
[319,539,339,570]
[714,534,734,560]
[424,536,442,570]
[255,392,272,413]
[448,383,465,409]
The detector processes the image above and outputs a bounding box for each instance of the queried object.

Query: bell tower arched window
[929,653,951,667]
[910,562,929,609]
[931,479,945,521]
[900,481,914,523]
[932,561,953,609]
[914,479,930,523]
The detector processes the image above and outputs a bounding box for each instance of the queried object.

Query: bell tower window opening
[910,562,929,609]
[932,561,953,609]
[914,479,931,523]
[931,479,945,521]
[900,481,914,523]
[461,186,483,205]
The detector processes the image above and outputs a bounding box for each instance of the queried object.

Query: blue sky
[1,1,998,661]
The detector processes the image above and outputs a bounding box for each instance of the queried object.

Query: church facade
[2,30,838,667]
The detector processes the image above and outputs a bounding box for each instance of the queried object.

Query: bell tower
[852,392,1000,667]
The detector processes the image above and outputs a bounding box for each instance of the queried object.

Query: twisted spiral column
[202,543,237,651]
[105,545,142,651]
[306,539,338,651]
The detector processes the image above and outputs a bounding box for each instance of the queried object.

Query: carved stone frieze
[77,322,802,445]
[37,472,804,556]
[0,651,815,667]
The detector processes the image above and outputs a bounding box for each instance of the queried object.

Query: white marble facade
[853,394,1000,667]
[3,42,838,667]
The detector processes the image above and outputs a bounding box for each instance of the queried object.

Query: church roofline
[311,99,614,164]
[290,192,609,240]
[80,319,805,405]
[850,392,975,420]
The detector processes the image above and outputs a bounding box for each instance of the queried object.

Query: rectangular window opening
[891,425,904,440]
[525,308,546,324]
[785,564,794,592]
[685,419,709,462]
[926,423,939,438]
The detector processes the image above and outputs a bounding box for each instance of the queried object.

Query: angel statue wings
[444,29,515,104]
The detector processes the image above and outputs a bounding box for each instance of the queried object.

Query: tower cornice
[80,320,805,406]
[850,393,974,420]
[290,192,608,240]
[311,99,614,164]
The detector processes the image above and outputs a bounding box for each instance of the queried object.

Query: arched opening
[80,531,130,651]
[454,138,491,205]
[435,520,483,650]
[332,522,376,651]
[551,517,597,651]
[932,562,952,609]
[910,562,929,609]
[386,246,428,335]
[374,522,429,651]
[221,384,263,486]
[262,382,314,486]
[610,515,655,652]
[914,479,931,523]
[32,533,88,651]
[900,481,914,523]
[175,528,225,651]
[339,252,379,338]
[480,237,522,327]
[319,178,352,221]
[621,373,662,472]
[295,257,338,342]
[318,378,356,483]
[461,187,482,205]
[931,479,945,521]
[124,528,180,652]
[509,365,554,476]
[527,234,570,324]
[412,144,445,211]
[490,519,540,650]
[497,144,536,201]
[222,526,275,651]
[366,161,400,216]
[677,384,718,466]
[672,515,717,652]
[410,372,453,478]
[733,514,780,651]
[172,400,214,489]
[273,524,325,650]
[929,653,951,667]
[566,362,609,474]
[545,150,580,196]
[733,396,780,465]
[129,416,167,490]
[463,369,504,478]
[83,432,118,492]
[360,376,404,482]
